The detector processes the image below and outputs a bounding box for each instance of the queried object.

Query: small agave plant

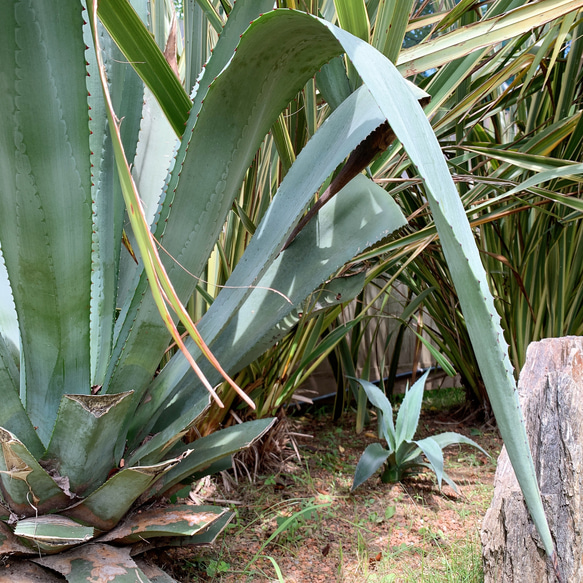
[351,371,488,492]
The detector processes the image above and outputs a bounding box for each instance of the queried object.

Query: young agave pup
[352,371,488,491]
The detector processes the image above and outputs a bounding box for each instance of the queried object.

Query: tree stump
[481,336,583,582]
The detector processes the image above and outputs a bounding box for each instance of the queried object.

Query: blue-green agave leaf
[316,15,555,557]
[131,419,276,498]
[354,379,395,451]
[430,431,489,458]
[395,370,429,445]
[33,543,150,583]
[99,505,227,544]
[351,443,391,491]
[128,87,405,446]
[0,0,93,446]
[412,436,445,488]
[62,459,179,532]
[42,393,133,497]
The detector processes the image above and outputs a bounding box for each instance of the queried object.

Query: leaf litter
[143,403,502,582]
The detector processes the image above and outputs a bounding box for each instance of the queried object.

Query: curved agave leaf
[99,504,227,544]
[42,393,133,497]
[0,0,93,446]
[104,9,350,402]
[127,86,406,445]
[430,432,489,457]
[351,442,390,491]
[169,8,560,560]
[63,459,180,532]
[0,428,71,517]
[395,370,429,445]
[319,17,556,559]
[34,543,149,583]
[135,170,407,445]
[411,436,445,488]
[131,510,233,558]
[133,418,276,499]
[188,0,275,110]
[14,515,94,554]
[353,379,395,452]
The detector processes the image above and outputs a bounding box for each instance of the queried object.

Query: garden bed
[146,388,502,582]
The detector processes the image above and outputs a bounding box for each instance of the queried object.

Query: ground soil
[147,398,502,582]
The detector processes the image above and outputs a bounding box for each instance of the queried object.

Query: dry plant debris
[145,401,501,582]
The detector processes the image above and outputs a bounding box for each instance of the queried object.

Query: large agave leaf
[0,428,71,517]
[42,393,133,497]
[323,14,555,559]
[125,82,406,444]
[63,459,179,532]
[34,543,149,583]
[14,515,94,554]
[99,505,228,544]
[104,4,353,402]
[140,6,555,563]
[0,0,93,446]
[0,560,63,582]
[132,168,408,446]
[133,418,276,499]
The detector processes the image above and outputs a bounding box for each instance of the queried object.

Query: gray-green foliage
[0,1,410,581]
[0,0,564,579]
[351,371,487,491]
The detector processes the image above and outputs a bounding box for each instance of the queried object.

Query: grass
[151,386,500,582]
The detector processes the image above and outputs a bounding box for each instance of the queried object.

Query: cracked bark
[481,336,583,582]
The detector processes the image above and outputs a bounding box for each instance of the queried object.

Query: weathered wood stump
[481,336,583,582]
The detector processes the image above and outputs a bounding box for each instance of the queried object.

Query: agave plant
[0,0,568,580]
[351,371,487,491]
[0,0,423,580]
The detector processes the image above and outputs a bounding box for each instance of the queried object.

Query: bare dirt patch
[146,400,502,582]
